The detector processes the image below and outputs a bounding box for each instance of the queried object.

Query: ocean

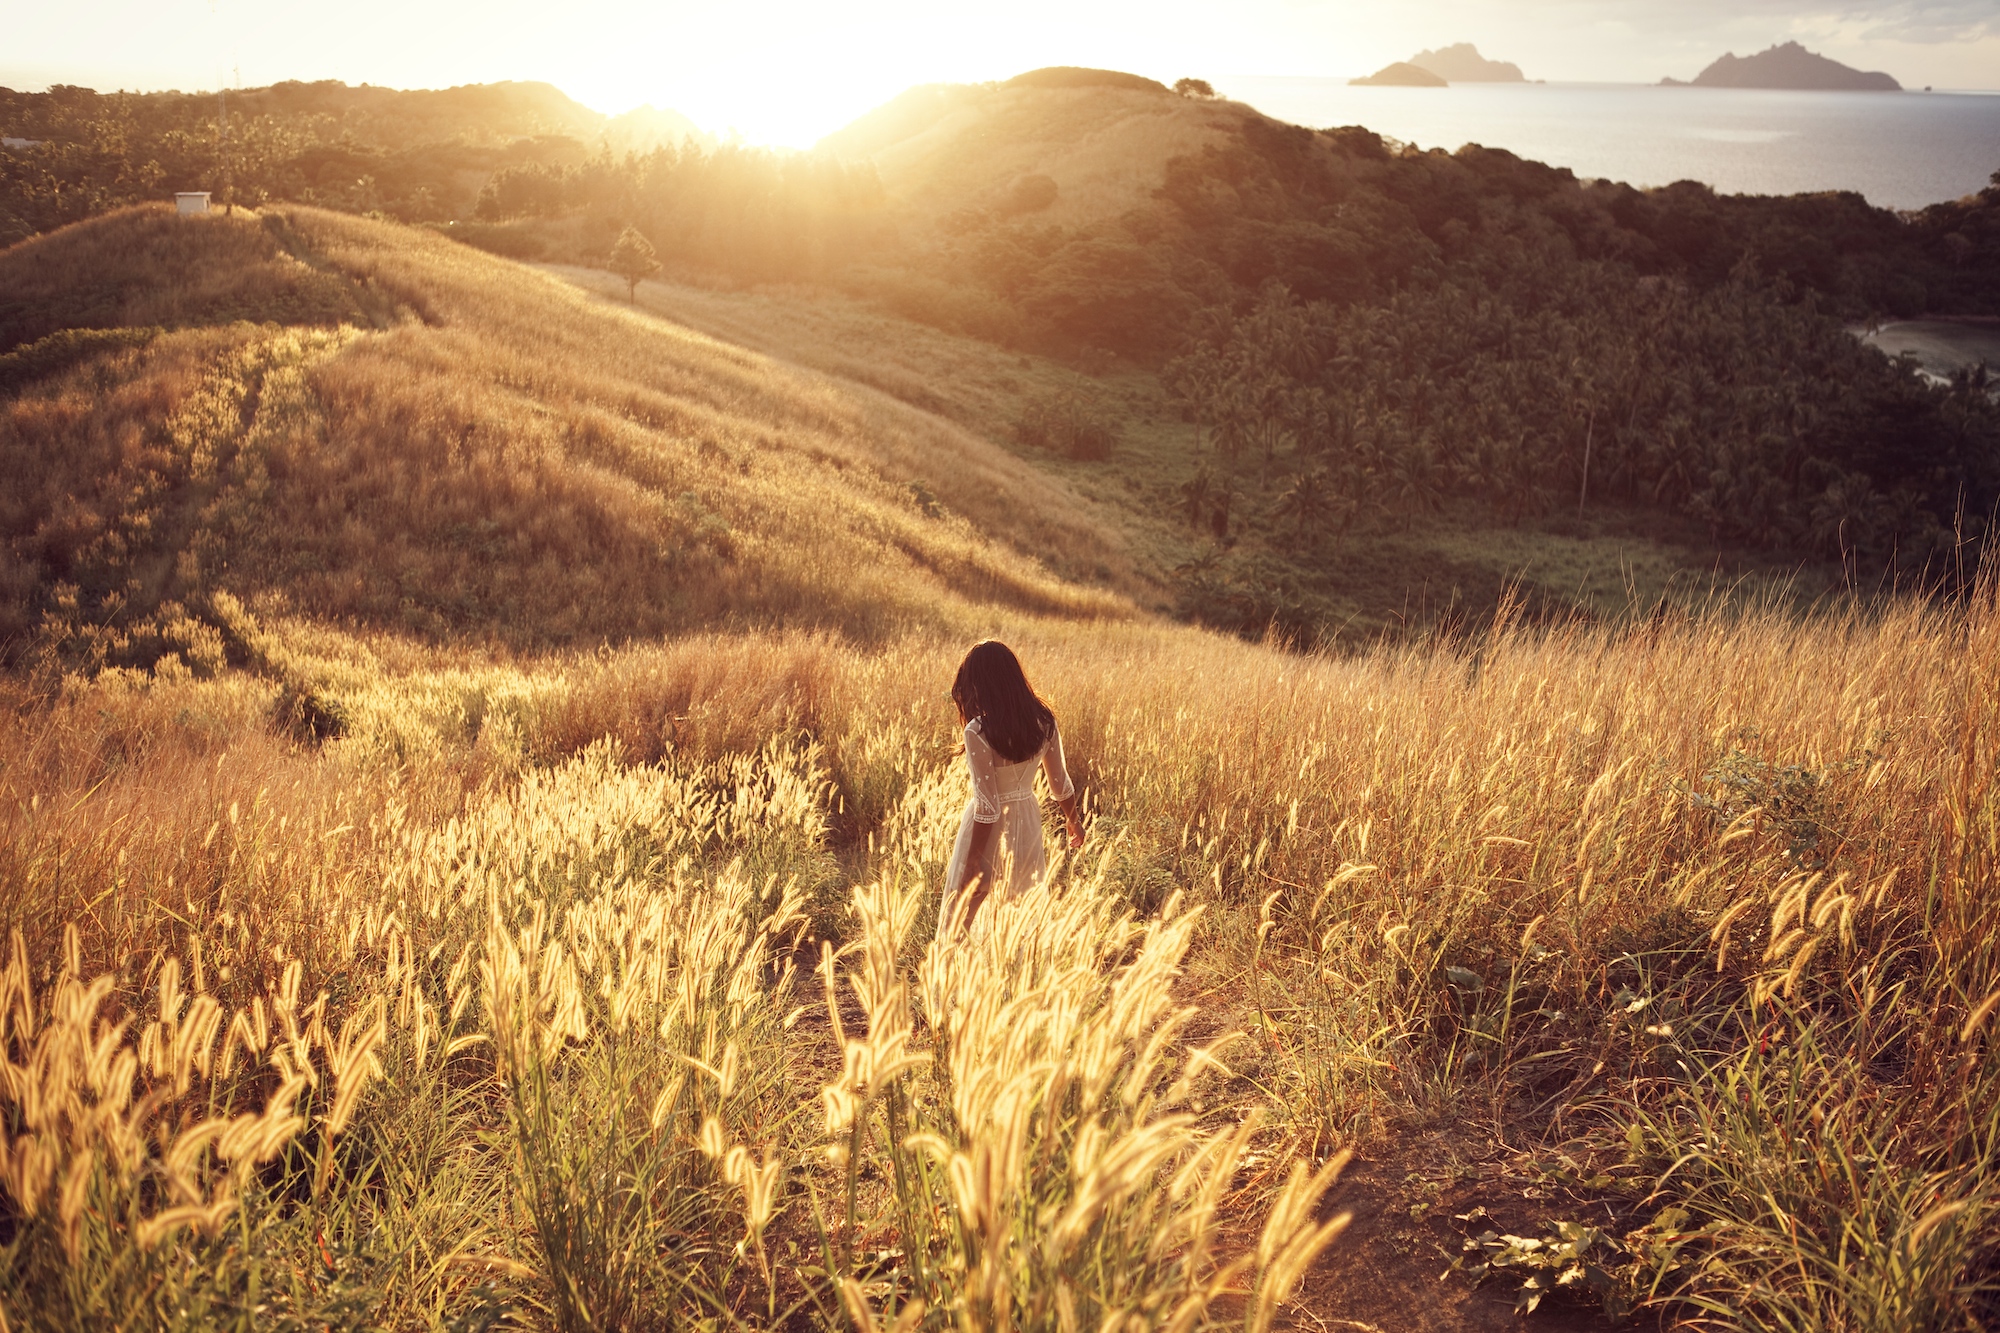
[1211,78,2000,211]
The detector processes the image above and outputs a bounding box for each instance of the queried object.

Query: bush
[1015,385,1122,460]
[1000,174,1058,216]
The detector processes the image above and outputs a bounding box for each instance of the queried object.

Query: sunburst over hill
[817,68,1258,228]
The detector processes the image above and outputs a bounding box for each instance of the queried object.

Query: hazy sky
[3,0,1996,145]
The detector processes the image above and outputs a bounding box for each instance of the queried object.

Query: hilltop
[0,204,1133,673]
[816,70,1252,230]
[1664,41,1901,91]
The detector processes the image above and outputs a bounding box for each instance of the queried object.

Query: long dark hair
[951,640,1056,763]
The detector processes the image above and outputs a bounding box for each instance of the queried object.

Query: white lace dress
[942,717,1074,926]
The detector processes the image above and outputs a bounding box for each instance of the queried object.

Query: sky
[2,0,1996,146]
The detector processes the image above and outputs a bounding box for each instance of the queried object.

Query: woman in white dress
[942,641,1084,934]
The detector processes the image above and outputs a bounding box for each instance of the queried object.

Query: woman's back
[943,640,1083,934]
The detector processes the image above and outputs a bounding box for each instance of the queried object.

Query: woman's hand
[1059,793,1085,851]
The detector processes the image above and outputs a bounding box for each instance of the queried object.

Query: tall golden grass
[2,580,1996,1327]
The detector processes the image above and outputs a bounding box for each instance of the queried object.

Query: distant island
[1409,44,1526,82]
[1662,40,1900,91]
[1350,61,1449,87]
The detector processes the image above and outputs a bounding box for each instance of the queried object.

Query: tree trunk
[1578,411,1594,517]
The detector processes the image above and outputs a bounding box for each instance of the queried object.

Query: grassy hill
[19,70,1988,642]
[550,259,1794,639]
[817,74,1251,231]
[0,204,1134,672]
[1,199,1739,679]
[2,172,1999,1333]
[800,75,2000,627]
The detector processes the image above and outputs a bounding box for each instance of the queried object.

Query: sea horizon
[1211,76,2000,210]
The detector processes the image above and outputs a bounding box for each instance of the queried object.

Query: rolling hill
[0,204,1134,673]
[817,70,1254,231]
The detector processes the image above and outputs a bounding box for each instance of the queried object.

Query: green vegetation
[0,80,721,239]
[1163,273,1996,594]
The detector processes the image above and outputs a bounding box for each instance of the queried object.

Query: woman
[943,640,1084,934]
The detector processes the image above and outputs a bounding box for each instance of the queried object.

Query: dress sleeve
[1041,721,1075,801]
[964,720,1001,824]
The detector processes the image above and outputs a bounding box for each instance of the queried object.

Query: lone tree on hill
[1173,78,1216,98]
[608,226,660,301]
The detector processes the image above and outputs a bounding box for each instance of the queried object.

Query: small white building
[175,192,211,216]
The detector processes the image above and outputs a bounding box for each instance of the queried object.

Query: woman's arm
[1044,722,1083,850]
[1057,793,1084,850]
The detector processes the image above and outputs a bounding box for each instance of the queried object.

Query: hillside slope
[0,205,1133,671]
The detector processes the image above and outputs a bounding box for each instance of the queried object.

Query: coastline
[1854,318,2000,384]
[1208,77,2000,209]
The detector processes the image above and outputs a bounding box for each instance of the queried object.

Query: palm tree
[1387,443,1442,530]
[1178,463,1213,530]
[1210,481,1237,543]
[1164,346,1224,453]
[1272,468,1333,540]
[1172,544,1226,588]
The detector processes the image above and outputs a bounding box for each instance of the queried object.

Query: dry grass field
[3,592,1998,1330]
[1,205,1134,668]
[1,203,1996,1332]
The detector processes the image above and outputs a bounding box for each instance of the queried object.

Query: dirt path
[1288,1137,1625,1333]
[788,939,1628,1331]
